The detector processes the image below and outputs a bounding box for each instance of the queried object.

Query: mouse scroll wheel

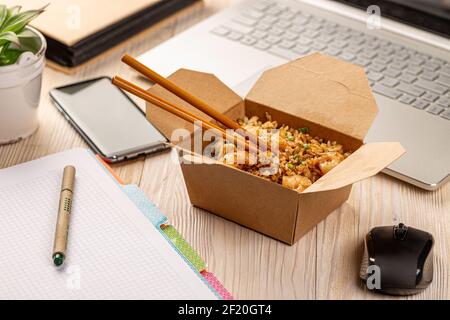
[394,223,408,240]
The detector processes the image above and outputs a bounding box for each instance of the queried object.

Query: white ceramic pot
[0,27,46,145]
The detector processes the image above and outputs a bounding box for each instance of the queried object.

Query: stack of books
[5,0,199,69]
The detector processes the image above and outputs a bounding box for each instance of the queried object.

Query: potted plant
[0,5,47,144]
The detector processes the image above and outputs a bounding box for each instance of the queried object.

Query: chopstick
[122,54,241,130]
[112,76,223,132]
[121,54,267,151]
[112,76,254,153]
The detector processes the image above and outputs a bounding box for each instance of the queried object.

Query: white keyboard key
[251,30,268,39]
[431,57,446,65]
[241,36,257,46]
[420,71,437,81]
[390,61,408,70]
[372,84,402,99]
[251,1,273,11]
[415,79,448,95]
[211,27,230,37]
[242,9,265,20]
[422,92,439,103]
[346,45,362,54]
[256,22,271,31]
[406,66,423,76]
[353,58,371,67]
[279,40,296,49]
[254,40,272,51]
[268,46,301,60]
[427,105,444,115]
[436,74,450,87]
[339,52,355,61]
[348,36,365,45]
[380,77,399,88]
[440,66,450,77]
[423,61,440,72]
[335,32,350,41]
[324,47,341,56]
[261,16,278,25]
[383,68,401,78]
[316,35,334,44]
[283,31,298,41]
[409,57,424,66]
[367,72,384,82]
[440,108,450,120]
[290,25,306,34]
[293,45,311,55]
[267,6,284,16]
[279,11,295,21]
[306,22,322,31]
[399,94,415,105]
[292,16,309,26]
[311,42,326,51]
[397,83,425,97]
[227,31,243,41]
[274,20,292,29]
[297,37,312,46]
[232,15,258,27]
[302,30,320,39]
[266,35,281,44]
[330,40,348,49]
[412,99,429,110]
[374,56,392,64]
[227,21,253,34]
[268,27,284,36]
[437,97,450,108]
[401,74,417,84]
[361,51,377,60]
[396,51,410,60]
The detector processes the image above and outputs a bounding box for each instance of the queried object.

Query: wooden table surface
[0,0,448,300]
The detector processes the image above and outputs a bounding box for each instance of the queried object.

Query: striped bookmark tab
[201,271,233,300]
[162,225,207,272]
[122,185,168,226]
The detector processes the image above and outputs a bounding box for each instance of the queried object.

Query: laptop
[139,0,450,190]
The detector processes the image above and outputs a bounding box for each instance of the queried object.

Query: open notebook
[0,149,219,299]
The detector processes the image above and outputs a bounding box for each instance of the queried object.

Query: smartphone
[50,77,170,162]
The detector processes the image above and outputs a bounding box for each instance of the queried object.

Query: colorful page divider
[122,185,232,300]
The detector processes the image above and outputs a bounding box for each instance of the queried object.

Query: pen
[52,166,76,267]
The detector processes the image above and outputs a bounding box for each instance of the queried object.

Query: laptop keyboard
[210,0,450,121]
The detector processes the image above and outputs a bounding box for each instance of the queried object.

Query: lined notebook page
[0,149,217,300]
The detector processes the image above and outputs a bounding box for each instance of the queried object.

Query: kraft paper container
[145,53,405,245]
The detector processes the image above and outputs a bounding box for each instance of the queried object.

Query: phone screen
[50,77,169,161]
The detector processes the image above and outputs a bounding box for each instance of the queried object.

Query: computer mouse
[360,223,434,296]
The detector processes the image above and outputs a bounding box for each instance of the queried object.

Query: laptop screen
[334,0,450,38]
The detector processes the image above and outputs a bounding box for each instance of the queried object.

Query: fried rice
[217,113,351,193]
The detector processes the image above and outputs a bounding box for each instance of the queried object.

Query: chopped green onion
[298,127,309,134]
[287,136,295,142]
[287,163,295,170]
[303,143,310,150]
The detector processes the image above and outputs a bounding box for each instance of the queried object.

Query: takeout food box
[145,53,405,245]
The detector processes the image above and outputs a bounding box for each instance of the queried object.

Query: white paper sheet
[0,149,218,300]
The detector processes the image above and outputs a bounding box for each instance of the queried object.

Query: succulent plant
[0,4,47,66]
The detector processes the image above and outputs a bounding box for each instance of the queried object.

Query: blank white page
[0,149,218,300]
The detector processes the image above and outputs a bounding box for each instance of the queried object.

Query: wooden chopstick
[121,54,267,151]
[122,54,241,130]
[112,76,223,132]
[112,76,254,153]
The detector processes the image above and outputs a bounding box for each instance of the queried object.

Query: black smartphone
[50,77,170,162]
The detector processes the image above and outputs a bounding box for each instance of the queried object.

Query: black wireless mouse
[360,223,434,296]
